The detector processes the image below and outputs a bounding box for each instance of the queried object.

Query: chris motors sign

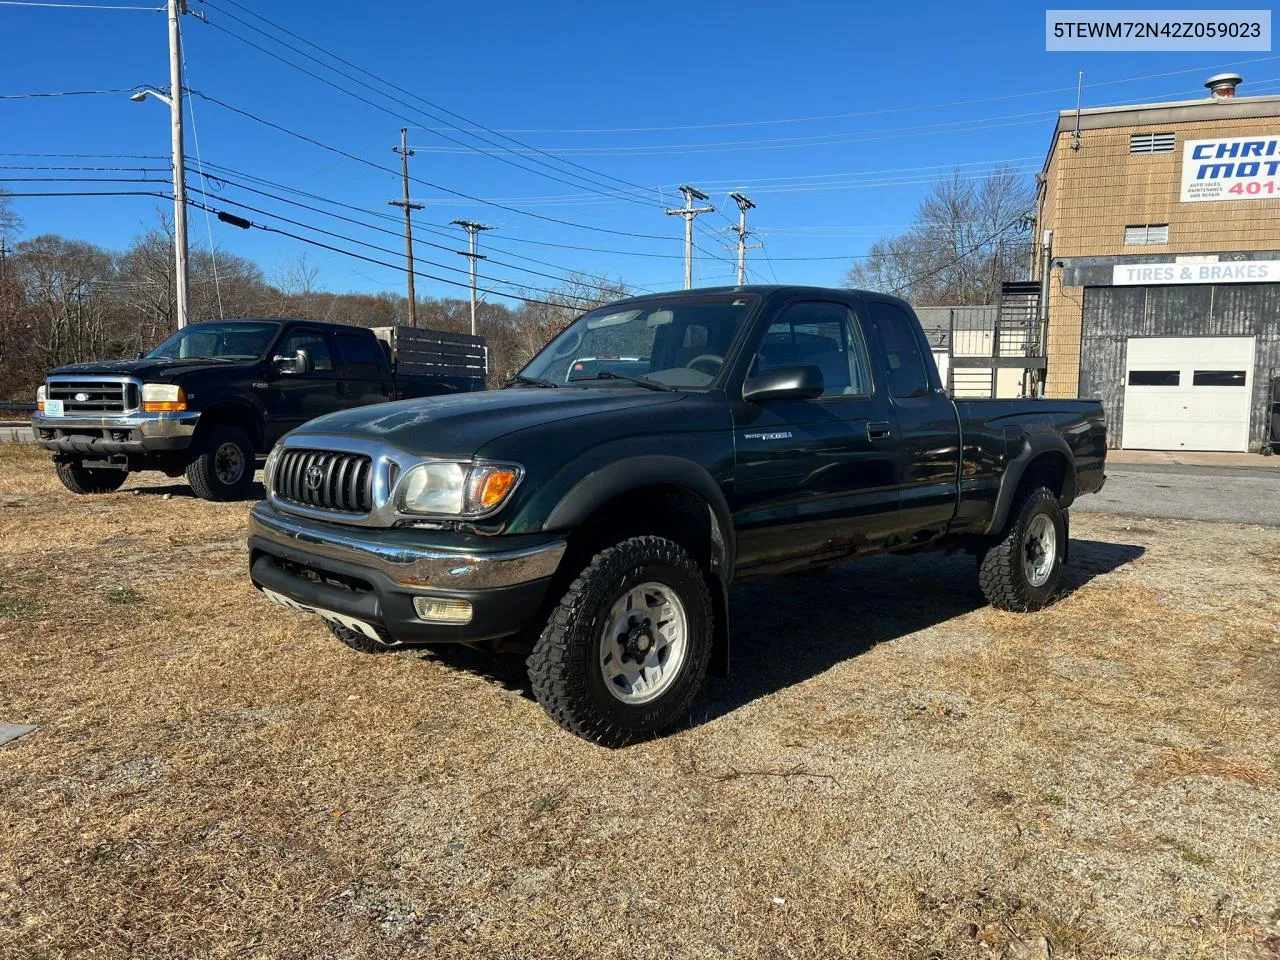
[1180,135,1280,201]
[1113,259,1280,285]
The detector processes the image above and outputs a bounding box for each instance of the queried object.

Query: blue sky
[3,0,1277,305]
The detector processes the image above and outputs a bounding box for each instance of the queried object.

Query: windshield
[520,294,759,389]
[148,321,281,361]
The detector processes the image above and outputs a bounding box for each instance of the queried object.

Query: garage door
[1122,336,1255,451]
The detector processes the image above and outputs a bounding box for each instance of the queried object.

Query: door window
[278,330,334,372]
[868,301,930,398]
[750,301,873,398]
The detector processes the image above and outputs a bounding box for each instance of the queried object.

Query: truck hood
[48,358,253,380]
[294,388,686,458]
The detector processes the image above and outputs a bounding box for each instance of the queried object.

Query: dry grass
[1,443,1278,959]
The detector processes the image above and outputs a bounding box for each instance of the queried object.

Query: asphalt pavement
[1077,461,1280,526]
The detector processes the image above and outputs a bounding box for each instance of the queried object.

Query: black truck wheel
[53,459,128,495]
[978,486,1065,612]
[186,425,254,501]
[527,536,714,747]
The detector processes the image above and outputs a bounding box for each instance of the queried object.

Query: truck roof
[182,317,377,334]
[602,285,915,312]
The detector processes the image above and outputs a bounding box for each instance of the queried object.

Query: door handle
[867,421,892,440]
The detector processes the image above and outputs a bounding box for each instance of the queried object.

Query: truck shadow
[691,537,1144,726]
[418,538,1145,729]
[131,482,266,500]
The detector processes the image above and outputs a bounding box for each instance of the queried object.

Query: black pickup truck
[247,286,1106,745]
[31,318,486,501]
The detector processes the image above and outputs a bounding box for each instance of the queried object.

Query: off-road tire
[527,536,714,747]
[185,424,254,501]
[978,485,1065,612]
[327,621,389,655]
[53,459,128,495]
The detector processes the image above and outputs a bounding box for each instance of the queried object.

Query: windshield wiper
[586,371,674,391]
[506,374,559,388]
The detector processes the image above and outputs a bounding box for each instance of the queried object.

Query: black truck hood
[295,388,686,458]
[48,358,253,380]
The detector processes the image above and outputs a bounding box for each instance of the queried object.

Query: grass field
[1,443,1278,959]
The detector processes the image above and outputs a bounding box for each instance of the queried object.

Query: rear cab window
[866,301,931,399]
[336,331,389,379]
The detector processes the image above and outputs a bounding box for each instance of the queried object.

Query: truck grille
[275,449,374,514]
[47,379,136,414]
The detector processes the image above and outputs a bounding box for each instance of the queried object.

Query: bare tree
[0,188,21,243]
[844,166,1034,305]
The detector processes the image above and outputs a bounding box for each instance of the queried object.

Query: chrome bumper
[248,500,566,591]
[31,409,200,438]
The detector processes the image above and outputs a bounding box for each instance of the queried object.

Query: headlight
[36,385,45,412]
[263,444,283,493]
[396,461,523,518]
[141,383,187,412]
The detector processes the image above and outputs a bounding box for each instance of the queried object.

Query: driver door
[730,298,902,573]
[267,326,343,440]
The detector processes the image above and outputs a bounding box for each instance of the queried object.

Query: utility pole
[389,128,425,326]
[665,185,715,290]
[451,220,493,336]
[726,191,761,286]
[168,0,189,328]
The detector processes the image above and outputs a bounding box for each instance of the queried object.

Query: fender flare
[984,431,1078,536]
[543,454,736,581]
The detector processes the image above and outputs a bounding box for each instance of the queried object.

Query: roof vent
[1205,72,1243,98]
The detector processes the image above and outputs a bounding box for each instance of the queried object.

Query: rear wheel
[527,536,713,747]
[185,425,254,501]
[53,459,128,495]
[977,486,1065,612]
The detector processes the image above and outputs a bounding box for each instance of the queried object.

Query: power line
[189,89,675,241]
[186,197,600,310]
[187,163,656,289]
[0,151,168,159]
[184,183,601,304]
[0,87,140,99]
[197,9,663,213]
[890,215,1031,295]
[416,55,1280,134]
[201,0,663,209]
[0,1,158,8]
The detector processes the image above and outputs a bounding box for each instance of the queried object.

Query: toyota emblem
[74,392,89,402]
[305,464,325,490]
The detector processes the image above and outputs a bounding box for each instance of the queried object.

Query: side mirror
[273,348,313,376]
[742,364,825,403]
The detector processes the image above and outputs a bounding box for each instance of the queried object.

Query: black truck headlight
[396,461,523,518]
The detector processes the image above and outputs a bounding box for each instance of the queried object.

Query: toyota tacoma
[247,286,1106,745]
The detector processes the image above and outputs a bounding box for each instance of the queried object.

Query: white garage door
[1122,336,1255,452]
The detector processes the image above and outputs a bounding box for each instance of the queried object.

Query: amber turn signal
[476,468,519,509]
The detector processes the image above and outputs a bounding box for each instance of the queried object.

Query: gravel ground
[1,444,1278,960]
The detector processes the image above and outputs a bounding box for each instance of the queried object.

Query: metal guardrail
[0,402,36,412]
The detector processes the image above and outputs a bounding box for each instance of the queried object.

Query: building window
[1128,370,1180,386]
[1124,224,1170,245]
[1129,132,1175,154]
[1192,370,1247,387]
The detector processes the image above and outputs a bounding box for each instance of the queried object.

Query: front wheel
[977,486,1066,612]
[185,425,255,501]
[53,459,128,495]
[527,536,713,747]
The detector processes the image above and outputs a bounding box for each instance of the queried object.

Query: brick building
[1036,72,1280,452]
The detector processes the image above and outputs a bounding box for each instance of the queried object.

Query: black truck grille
[47,379,136,414]
[275,449,374,514]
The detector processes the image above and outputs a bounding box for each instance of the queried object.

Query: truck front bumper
[31,410,199,456]
[247,500,566,647]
